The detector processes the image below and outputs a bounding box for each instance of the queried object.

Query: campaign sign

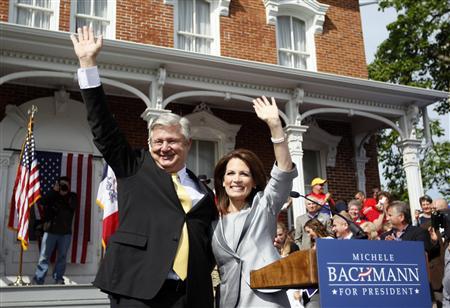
[316,239,431,308]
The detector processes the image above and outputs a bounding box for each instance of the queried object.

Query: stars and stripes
[36,151,93,264]
[8,121,41,250]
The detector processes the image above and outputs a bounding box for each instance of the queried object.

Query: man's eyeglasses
[150,139,183,148]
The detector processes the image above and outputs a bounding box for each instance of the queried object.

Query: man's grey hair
[332,211,351,226]
[387,201,412,224]
[149,113,191,141]
[348,199,362,210]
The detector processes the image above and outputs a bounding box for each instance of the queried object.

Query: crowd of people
[62,26,450,308]
[274,180,450,307]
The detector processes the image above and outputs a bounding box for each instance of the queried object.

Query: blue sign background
[316,239,431,308]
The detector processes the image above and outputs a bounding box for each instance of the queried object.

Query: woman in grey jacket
[212,96,298,308]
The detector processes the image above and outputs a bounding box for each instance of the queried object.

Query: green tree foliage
[368,0,450,200]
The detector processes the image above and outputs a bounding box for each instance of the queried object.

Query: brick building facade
[1,0,444,282]
[0,0,379,201]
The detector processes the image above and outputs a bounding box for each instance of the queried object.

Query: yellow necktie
[171,173,192,280]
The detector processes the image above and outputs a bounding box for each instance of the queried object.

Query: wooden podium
[250,249,318,289]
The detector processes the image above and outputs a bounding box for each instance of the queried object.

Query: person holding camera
[33,176,77,285]
[414,195,433,226]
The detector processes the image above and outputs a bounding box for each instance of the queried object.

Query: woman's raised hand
[252,96,281,127]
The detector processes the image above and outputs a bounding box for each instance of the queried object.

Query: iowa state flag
[96,165,118,250]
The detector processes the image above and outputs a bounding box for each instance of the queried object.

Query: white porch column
[0,151,13,276]
[398,139,423,217]
[355,156,369,193]
[286,125,309,223]
[353,133,371,194]
[141,108,171,130]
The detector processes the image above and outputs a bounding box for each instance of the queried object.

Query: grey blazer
[212,164,298,308]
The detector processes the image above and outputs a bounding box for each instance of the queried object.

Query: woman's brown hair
[214,149,267,216]
[304,218,330,239]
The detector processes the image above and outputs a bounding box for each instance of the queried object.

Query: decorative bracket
[286,87,304,125]
[400,104,420,139]
[151,66,166,109]
[164,0,231,16]
[263,0,329,33]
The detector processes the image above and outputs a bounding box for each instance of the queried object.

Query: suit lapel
[145,153,183,212]
[185,169,212,214]
[214,217,239,258]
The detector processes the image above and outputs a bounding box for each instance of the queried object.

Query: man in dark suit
[71,26,217,308]
[381,201,436,255]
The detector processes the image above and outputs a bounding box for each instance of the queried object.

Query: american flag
[36,151,93,264]
[8,123,41,250]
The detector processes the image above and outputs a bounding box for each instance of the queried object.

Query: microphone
[198,175,211,185]
[290,191,323,207]
[290,191,300,198]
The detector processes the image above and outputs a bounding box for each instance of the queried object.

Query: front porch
[1,277,108,307]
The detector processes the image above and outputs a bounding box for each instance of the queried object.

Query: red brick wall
[316,120,379,202]
[3,0,368,79]
[1,83,379,205]
[364,135,381,193]
[115,0,173,47]
[0,84,148,149]
[59,0,71,32]
[169,103,276,175]
[69,92,149,149]
[315,0,368,78]
[0,84,55,120]
[319,120,358,203]
[106,95,149,148]
[220,0,277,63]
[0,1,9,22]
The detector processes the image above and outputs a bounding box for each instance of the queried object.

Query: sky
[359,2,449,199]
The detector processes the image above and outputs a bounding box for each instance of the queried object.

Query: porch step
[1,284,109,307]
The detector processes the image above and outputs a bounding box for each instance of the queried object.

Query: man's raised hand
[70,26,103,68]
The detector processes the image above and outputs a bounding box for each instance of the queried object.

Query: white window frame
[70,0,116,39]
[170,0,221,55]
[276,4,324,72]
[9,0,60,30]
[302,149,325,194]
[276,15,310,70]
[184,108,241,186]
[187,139,219,187]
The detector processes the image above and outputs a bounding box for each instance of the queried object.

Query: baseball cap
[311,177,327,186]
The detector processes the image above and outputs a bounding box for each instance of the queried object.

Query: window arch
[270,0,329,71]
[184,106,241,185]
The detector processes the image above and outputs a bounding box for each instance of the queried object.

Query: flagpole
[9,105,38,287]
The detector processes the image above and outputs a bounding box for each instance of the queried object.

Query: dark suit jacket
[380,224,437,255]
[81,86,217,307]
